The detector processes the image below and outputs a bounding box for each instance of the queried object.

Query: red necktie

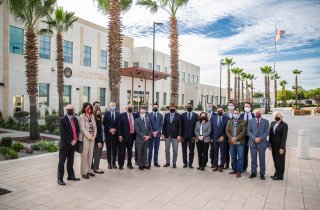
[257,119,260,128]
[70,117,78,141]
[129,114,133,134]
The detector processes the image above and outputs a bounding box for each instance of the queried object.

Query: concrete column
[297,130,309,159]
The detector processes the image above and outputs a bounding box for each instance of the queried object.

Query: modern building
[0,5,226,118]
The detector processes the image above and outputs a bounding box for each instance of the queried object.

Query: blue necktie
[218,116,221,127]
[154,113,157,122]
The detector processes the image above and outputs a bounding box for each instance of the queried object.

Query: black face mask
[217,111,223,116]
[187,107,193,112]
[275,117,281,121]
[127,107,133,113]
[170,109,175,113]
[67,110,73,116]
[153,108,158,112]
[200,116,206,121]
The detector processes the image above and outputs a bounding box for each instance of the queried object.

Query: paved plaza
[0,114,320,210]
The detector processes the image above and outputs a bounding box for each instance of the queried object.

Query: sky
[56,0,320,93]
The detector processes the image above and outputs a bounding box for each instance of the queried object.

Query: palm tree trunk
[25,27,40,140]
[246,80,248,102]
[267,75,270,111]
[108,0,122,111]
[274,79,277,108]
[57,33,64,117]
[227,67,230,102]
[251,82,254,104]
[264,75,268,114]
[234,75,237,103]
[295,75,298,108]
[169,16,179,105]
[238,76,240,103]
[241,80,244,103]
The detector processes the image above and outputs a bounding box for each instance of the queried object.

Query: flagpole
[273,26,277,110]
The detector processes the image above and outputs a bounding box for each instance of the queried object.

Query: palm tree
[8,0,56,140]
[237,68,243,103]
[292,69,303,108]
[260,66,273,113]
[137,0,189,104]
[231,68,238,103]
[41,7,78,117]
[271,72,280,108]
[241,72,247,103]
[95,0,133,110]
[247,73,257,104]
[221,57,235,102]
[279,80,288,90]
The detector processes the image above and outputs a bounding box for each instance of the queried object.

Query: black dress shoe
[273,176,283,180]
[144,166,150,169]
[229,170,237,174]
[197,167,201,170]
[163,163,170,167]
[173,164,177,168]
[88,173,95,177]
[211,165,215,168]
[113,165,118,169]
[183,164,187,168]
[127,165,134,169]
[270,176,276,179]
[223,166,229,169]
[189,165,193,169]
[119,166,123,170]
[108,165,112,169]
[82,175,89,179]
[154,163,161,167]
[94,170,104,174]
[200,167,205,171]
[57,180,66,185]
[249,173,256,178]
[260,175,266,180]
[139,166,144,170]
[67,177,80,181]
[213,167,219,172]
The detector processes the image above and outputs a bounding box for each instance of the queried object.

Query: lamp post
[152,22,163,105]
[219,59,224,105]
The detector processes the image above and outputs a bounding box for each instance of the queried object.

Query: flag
[275,29,285,42]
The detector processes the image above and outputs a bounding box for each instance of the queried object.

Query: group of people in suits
[57,100,288,186]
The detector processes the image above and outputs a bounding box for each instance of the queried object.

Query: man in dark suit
[212,106,229,172]
[148,103,163,167]
[117,104,138,170]
[57,104,80,185]
[207,103,217,168]
[103,101,120,169]
[162,103,182,168]
[240,102,255,173]
[181,103,198,168]
[135,107,152,170]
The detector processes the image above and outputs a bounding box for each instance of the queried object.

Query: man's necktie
[257,119,260,128]
[170,114,173,123]
[218,116,221,127]
[143,118,146,129]
[70,117,77,141]
[188,112,191,121]
[129,114,133,134]
[112,112,115,121]
[154,113,157,122]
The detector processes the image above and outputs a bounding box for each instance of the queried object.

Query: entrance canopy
[120,67,170,81]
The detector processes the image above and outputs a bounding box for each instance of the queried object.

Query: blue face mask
[207,108,212,112]
[110,106,116,111]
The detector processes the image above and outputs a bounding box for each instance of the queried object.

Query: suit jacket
[181,111,198,140]
[103,111,120,140]
[59,115,80,149]
[194,121,212,143]
[240,112,255,121]
[211,115,229,141]
[162,112,182,138]
[148,112,163,138]
[78,113,97,142]
[247,118,270,148]
[117,112,138,141]
[226,119,247,144]
[134,117,152,144]
[207,111,217,122]
[269,121,288,149]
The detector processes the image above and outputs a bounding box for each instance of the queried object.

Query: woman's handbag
[75,140,83,153]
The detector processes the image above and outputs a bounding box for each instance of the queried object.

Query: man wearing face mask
[207,103,216,168]
[240,102,255,173]
[181,103,198,168]
[57,104,80,185]
[223,101,235,169]
[103,102,120,169]
[247,109,270,180]
[162,103,182,168]
[117,104,138,170]
[148,103,163,167]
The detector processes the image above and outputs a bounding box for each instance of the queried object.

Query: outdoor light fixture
[76,88,80,91]
[0,82,4,86]
[51,67,55,71]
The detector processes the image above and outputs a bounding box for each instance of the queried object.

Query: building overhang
[120,67,170,81]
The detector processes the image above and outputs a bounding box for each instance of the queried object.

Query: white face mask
[228,105,234,111]
[244,107,251,113]
[140,114,146,118]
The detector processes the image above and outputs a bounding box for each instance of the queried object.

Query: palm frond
[136,0,159,13]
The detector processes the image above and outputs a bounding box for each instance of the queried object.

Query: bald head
[65,104,74,110]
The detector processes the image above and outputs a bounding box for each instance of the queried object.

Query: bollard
[297,130,310,159]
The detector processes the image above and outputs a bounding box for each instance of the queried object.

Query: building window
[188,73,191,83]
[124,61,129,68]
[156,65,160,71]
[39,34,51,59]
[156,92,160,104]
[83,86,90,103]
[163,92,167,106]
[148,62,152,69]
[100,50,107,69]
[211,96,214,103]
[63,40,73,63]
[39,83,49,107]
[192,75,195,83]
[133,62,139,67]
[181,94,185,106]
[63,85,72,106]
[182,72,185,83]
[127,90,132,104]
[100,88,106,106]
[9,26,24,55]
[83,45,91,67]
[196,76,199,84]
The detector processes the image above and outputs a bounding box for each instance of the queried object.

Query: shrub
[0,137,12,147]
[25,148,34,154]
[0,147,18,160]
[31,144,40,151]
[47,144,58,152]
[293,109,311,116]
[6,116,16,129]
[21,123,30,131]
[34,139,58,152]
[52,109,57,115]
[0,118,5,127]
[45,115,59,132]
[53,128,60,136]
[13,111,30,127]
[11,142,24,152]
[39,125,47,133]
[45,108,49,117]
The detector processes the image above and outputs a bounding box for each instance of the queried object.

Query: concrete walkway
[0,142,319,210]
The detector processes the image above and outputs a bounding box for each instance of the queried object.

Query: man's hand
[160,135,165,141]
[180,136,184,143]
[218,136,224,142]
[279,148,284,155]
[144,136,150,141]
[198,136,204,141]
[177,136,181,142]
[231,137,237,144]
[118,136,123,142]
[71,140,77,146]
[255,138,261,143]
[152,131,158,138]
[98,143,102,149]
[191,137,196,144]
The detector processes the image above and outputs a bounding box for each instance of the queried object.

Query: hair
[93,101,100,106]
[81,102,93,114]
[199,112,208,122]
[273,111,284,119]
[153,103,159,107]
[233,108,240,114]
[93,108,102,122]
[110,101,116,105]
[243,102,252,110]
[139,107,146,111]
[187,102,193,107]
[253,108,262,114]
[216,105,223,109]
[228,101,235,106]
